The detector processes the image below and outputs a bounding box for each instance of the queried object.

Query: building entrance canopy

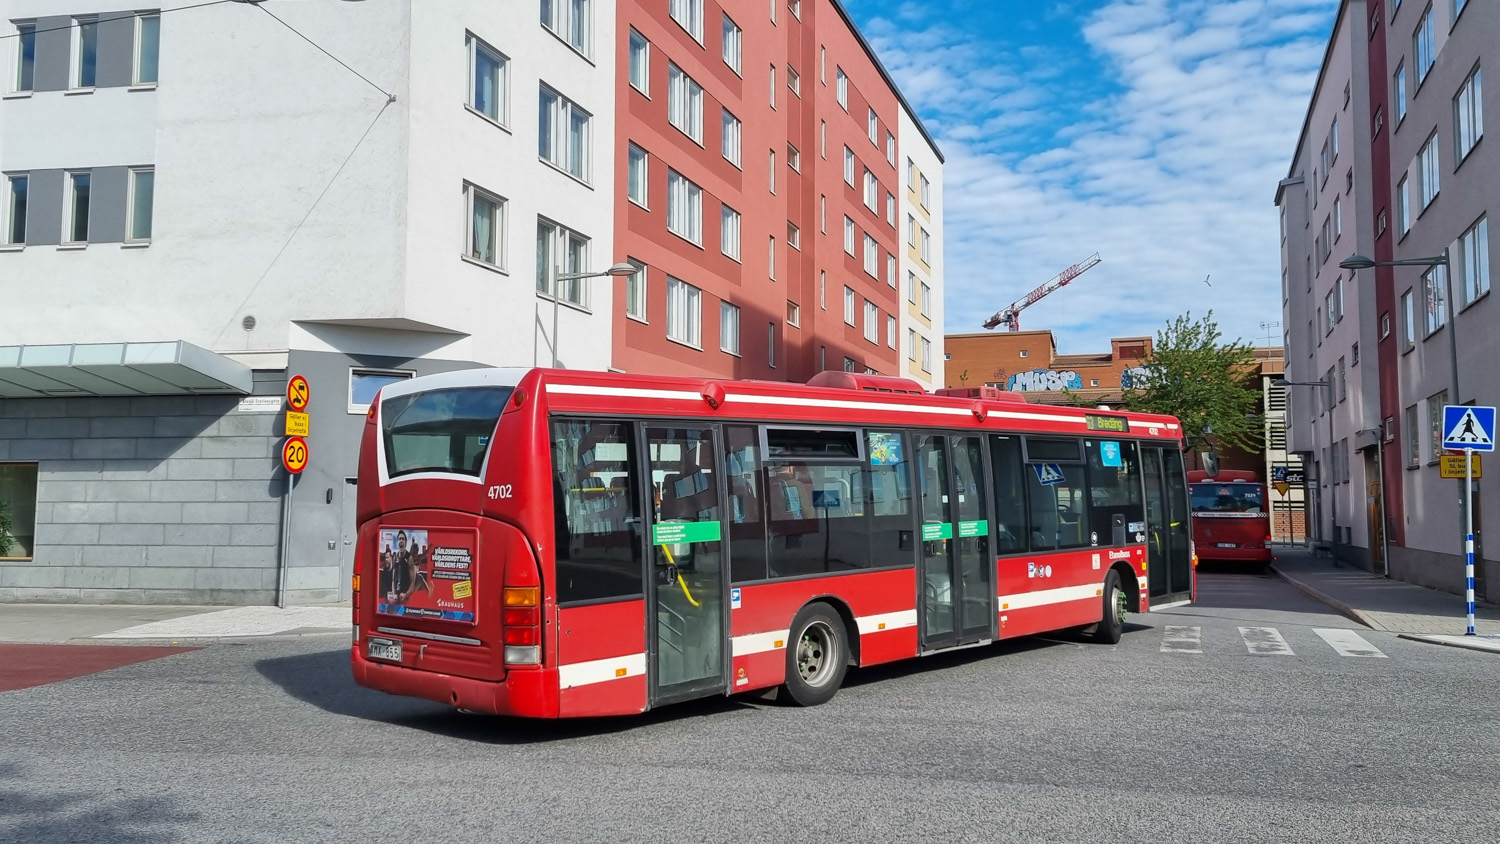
[0,341,253,398]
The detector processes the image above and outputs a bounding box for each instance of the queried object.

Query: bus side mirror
[1203,451,1220,479]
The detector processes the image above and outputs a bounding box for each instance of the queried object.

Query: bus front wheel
[782,603,849,707]
[1092,569,1126,645]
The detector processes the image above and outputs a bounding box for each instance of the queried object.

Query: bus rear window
[1190,483,1264,513]
[382,387,512,478]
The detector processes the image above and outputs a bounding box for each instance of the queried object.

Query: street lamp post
[1276,377,1336,560]
[543,262,638,369]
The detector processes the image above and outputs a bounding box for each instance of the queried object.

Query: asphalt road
[4,571,1499,844]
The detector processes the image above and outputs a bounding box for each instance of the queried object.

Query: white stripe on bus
[997,583,1103,610]
[731,629,792,656]
[546,384,703,401]
[855,609,918,634]
[557,653,647,689]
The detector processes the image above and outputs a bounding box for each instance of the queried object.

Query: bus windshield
[382,387,512,478]
[1189,482,1264,514]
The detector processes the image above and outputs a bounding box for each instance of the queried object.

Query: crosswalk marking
[1238,626,1294,655]
[1313,628,1388,658]
[1160,625,1202,653]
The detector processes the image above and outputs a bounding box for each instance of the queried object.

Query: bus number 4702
[487,485,513,500]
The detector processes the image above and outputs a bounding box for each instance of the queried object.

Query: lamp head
[1338,254,1376,270]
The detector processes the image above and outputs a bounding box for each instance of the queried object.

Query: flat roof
[0,341,253,398]
[830,0,945,163]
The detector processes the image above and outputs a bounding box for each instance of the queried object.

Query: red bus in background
[1187,470,1272,568]
[350,369,1195,718]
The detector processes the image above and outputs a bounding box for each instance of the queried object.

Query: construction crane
[982,253,1102,331]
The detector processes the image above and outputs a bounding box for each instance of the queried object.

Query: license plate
[1216,542,1236,548]
[367,637,402,662]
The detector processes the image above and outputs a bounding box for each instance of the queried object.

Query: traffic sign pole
[1442,405,1493,636]
[1466,447,1476,636]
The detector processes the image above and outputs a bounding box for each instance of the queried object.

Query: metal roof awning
[0,341,254,398]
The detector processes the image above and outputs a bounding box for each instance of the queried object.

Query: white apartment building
[898,102,942,388]
[0,0,617,603]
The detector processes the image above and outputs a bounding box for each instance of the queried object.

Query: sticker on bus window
[867,432,904,465]
[376,527,478,623]
[1032,463,1065,486]
[1099,441,1123,468]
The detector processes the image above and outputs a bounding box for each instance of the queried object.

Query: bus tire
[1093,569,1126,645]
[782,603,849,707]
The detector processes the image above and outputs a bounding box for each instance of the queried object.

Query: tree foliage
[1122,311,1262,454]
[0,499,14,557]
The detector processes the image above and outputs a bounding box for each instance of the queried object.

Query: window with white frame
[820,45,825,83]
[768,235,776,279]
[134,13,159,86]
[72,16,98,89]
[1338,357,1347,402]
[722,108,741,166]
[787,143,800,172]
[1325,286,1340,333]
[906,157,915,187]
[1405,404,1420,466]
[1423,265,1447,333]
[836,67,847,109]
[721,204,740,259]
[820,194,826,232]
[863,234,878,276]
[1455,66,1482,162]
[628,28,649,94]
[350,370,413,414]
[907,214,915,246]
[906,271,917,303]
[620,148,651,212]
[625,258,647,321]
[127,167,154,243]
[768,323,776,368]
[722,14,741,73]
[886,315,896,349]
[667,170,702,245]
[789,0,801,19]
[538,85,590,181]
[668,64,703,143]
[670,0,703,42]
[787,65,800,96]
[819,270,826,309]
[1413,5,1434,85]
[468,35,508,124]
[1397,174,1411,234]
[843,286,855,325]
[867,108,878,144]
[540,0,590,55]
[14,22,36,92]
[885,131,895,165]
[920,281,931,317]
[1331,118,1339,161]
[864,170,878,209]
[787,221,800,250]
[907,329,917,361]
[768,149,775,194]
[919,173,931,209]
[844,146,855,185]
[885,192,894,225]
[1334,195,1342,239]
[64,171,90,245]
[1419,133,1439,209]
[1458,216,1489,307]
[1428,389,1449,461]
[886,253,895,287]
[536,220,590,306]
[1395,62,1407,122]
[920,337,932,372]
[720,301,740,354]
[820,120,826,158]
[843,216,855,255]
[4,174,27,246]
[769,64,775,109]
[1400,289,1415,351]
[864,301,878,343]
[667,277,702,347]
[919,227,931,263]
[787,300,800,327]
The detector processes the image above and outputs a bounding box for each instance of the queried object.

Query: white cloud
[861,0,1334,351]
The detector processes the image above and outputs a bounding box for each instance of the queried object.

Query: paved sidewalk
[1270,546,1500,653]
[0,603,349,644]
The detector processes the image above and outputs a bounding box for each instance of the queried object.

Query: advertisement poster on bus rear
[376,527,477,623]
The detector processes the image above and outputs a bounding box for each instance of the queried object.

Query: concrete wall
[899,100,943,388]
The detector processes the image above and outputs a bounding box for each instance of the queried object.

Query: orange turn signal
[503,586,539,606]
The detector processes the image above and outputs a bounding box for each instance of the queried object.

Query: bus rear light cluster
[502,587,541,666]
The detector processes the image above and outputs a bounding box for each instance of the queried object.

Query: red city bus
[1187,470,1272,567]
[350,369,1195,718]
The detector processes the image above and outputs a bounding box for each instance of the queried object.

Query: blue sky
[843,0,1338,353]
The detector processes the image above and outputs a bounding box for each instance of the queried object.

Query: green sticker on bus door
[922,522,953,541]
[957,520,988,538]
[652,521,722,545]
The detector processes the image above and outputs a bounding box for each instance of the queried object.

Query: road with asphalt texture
[4,569,1498,843]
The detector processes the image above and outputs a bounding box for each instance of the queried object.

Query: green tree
[0,499,14,557]
[1122,310,1262,454]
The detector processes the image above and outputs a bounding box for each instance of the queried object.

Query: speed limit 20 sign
[282,436,309,474]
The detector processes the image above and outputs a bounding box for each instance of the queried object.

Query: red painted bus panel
[556,600,649,717]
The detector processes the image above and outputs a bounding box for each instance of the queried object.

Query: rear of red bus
[349,368,564,717]
[1187,470,1271,566]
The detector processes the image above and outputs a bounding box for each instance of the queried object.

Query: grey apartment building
[1278,0,1495,597]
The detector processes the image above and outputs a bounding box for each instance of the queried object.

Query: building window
[466,34,508,125]
[1413,5,1434,86]
[843,216,855,255]
[722,14,741,73]
[920,337,932,373]
[787,301,800,327]
[1423,266,1448,334]
[1418,133,1439,209]
[919,227,931,263]
[768,235,776,279]
[540,0,591,55]
[1455,66,1483,163]
[1397,175,1410,235]
[863,234,878,276]
[713,205,738,260]
[13,22,36,92]
[844,146,855,185]
[907,214,915,246]
[886,192,895,225]
[886,131,895,165]
[720,301,740,354]
[1400,289,1415,351]
[920,282,931,318]
[628,28,649,94]
[1338,357,1347,402]
[667,170,703,245]
[769,64,776,109]
[863,301,879,343]
[768,323,777,368]
[864,171,878,210]
[464,183,504,267]
[820,120,827,158]
[65,171,91,245]
[127,167,154,243]
[906,271,917,303]
[625,259,647,321]
[787,65,800,96]
[134,13,160,86]
[885,315,896,349]
[920,174,931,209]
[787,143,800,172]
[349,369,413,414]
[0,463,38,559]
[886,253,896,287]
[3,174,26,246]
[721,109,741,167]
[1458,216,1490,307]
[1334,195,1342,239]
[536,220,590,306]
[907,329,917,361]
[1428,390,1449,461]
[668,64,704,143]
[667,277,702,347]
[789,0,802,19]
[845,357,857,373]
[1019,349,1028,358]
[843,286,856,325]
[787,221,800,250]
[627,144,650,207]
[72,17,98,89]
[1406,404,1421,467]
[1381,312,1391,339]
[868,108,878,144]
[819,270,826,309]
[1395,62,1407,123]
[538,85,590,181]
[768,149,775,194]
[1325,282,1342,331]
[836,67,847,109]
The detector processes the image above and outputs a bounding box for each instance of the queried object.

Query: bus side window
[989,435,1027,554]
[724,425,769,583]
[549,419,644,604]
[1022,436,1089,551]
[1084,440,1143,547]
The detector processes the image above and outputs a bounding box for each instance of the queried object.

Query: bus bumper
[351,650,559,718]
[1197,547,1272,563]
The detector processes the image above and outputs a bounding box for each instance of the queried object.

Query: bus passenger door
[643,425,727,704]
[915,434,994,650]
[1143,446,1193,605]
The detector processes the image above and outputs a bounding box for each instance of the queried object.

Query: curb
[1267,564,1389,632]
[1399,633,1500,655]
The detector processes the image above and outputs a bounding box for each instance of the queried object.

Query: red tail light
[502,586,541,664]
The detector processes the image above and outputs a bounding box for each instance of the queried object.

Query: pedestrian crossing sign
[1442,406,1496,452]
[1032,463,1065,486]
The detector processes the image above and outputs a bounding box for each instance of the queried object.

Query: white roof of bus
[378,367,530,400]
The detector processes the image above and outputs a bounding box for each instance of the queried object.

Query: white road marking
[1314,628,1388,658]
[1160,625,1202,653]
[1239,626,1294,656]
[94,606,348,639]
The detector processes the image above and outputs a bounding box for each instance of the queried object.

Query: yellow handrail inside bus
[659,543,702,608]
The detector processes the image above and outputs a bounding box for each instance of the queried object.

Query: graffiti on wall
[1007,369,1084,391]
[1119,366,1151,388]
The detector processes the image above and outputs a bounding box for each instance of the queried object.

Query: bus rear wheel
[782,603,849,707]
[1092,569,1127,645]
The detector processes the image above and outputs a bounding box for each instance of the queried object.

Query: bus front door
[643,425,728,704]
[915,433,995,650]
